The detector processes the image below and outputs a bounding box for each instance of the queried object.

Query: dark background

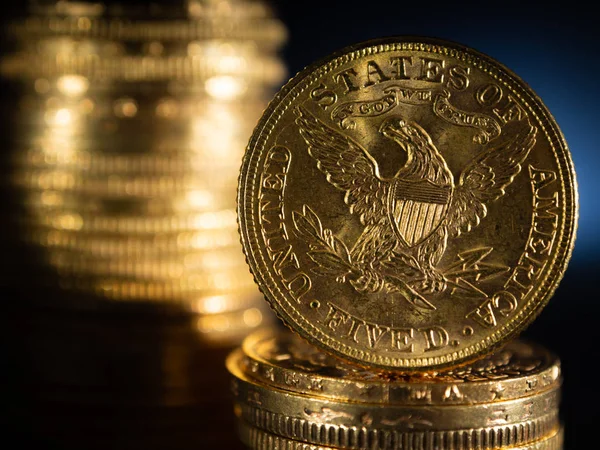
[1,1,598,449]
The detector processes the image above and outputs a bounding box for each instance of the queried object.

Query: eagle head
[379,116,449,182]
[379,116,424,147]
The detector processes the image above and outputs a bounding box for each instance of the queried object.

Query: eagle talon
[295,106,537,306]
[412,271,447,294]
[350,267,385,293]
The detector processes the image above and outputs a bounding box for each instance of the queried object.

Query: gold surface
[239,328,561,405]
[2,0,287,320]
[7,5,287,45]
[229,349,559,449]
[237,419,564,450]
[0,2,285,449]
[20,228,244,255]
[238,36,577,370]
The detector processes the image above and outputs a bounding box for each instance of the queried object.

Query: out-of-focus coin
[55,272,259,300]
[6,13,287,47]
[18,208,237,233]
[26,0,276,21]
[236,420,564,450]
[190,291,266,315]
[20,228,244,254]
[11,99,268,128]
[195,306,273,344]
[1,52,287,85]
[239,328,561,405]
[11,170,238,196]
[12,151,255,176]
[13,190,237,215]
[238,36,578,370]
[41,246,248,269]
[42,253,252,281]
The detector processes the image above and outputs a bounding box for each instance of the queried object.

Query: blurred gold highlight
[0,1,286,448]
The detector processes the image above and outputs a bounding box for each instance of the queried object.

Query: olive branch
[291,204,438,311]
[290,205,508,313]
[291,205,354,282]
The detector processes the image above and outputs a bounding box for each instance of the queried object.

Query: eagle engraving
[292,106,537,311]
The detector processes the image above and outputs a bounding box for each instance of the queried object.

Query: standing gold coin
[238,37,577,370]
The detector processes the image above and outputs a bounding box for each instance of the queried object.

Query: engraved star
[491,383,505,400]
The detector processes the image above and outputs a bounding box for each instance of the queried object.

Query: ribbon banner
[331,92,396,129]
[330,87,501,144]
[385,86,437,105]
[432,92,501,144]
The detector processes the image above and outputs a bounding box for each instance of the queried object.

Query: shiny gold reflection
[0,4,286,449]
[3,1,287,341]
[13,86,263,307]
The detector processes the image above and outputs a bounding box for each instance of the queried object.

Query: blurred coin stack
[229,328,563,450]
[0,0,286,448]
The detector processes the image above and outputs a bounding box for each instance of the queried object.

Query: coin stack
[230,329,563,450]
[0,0,286,448]
[231,37,577,449]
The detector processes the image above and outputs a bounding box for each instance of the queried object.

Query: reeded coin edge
[1,53,287,83]
[228,351,561,435]
[238,36,578,371]
[7,16,288,44]
[237,419,564,450]
[236,404,560,450]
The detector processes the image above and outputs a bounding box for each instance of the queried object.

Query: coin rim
[228,349,561,432]
[236,418,564,450]
[238,35,578,371]
[239,329,562,405]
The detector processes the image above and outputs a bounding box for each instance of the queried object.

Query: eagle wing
[295,106,389,226]
[446,122,537,238]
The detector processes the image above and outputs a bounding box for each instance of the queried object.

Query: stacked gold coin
[232,36,577,450]
[1,0,286,319]
[229,329,563,450]
[0,0,286,448]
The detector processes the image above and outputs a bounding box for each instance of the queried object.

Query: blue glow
[281,10,599,265]
[453,36,599,265]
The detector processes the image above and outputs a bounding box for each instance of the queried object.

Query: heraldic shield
[388,178,452,247]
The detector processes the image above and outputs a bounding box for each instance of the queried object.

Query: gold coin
[239,328,560,405]
[20,279,264,314]
[11,144,255,172]
[191,291,267,315]
[16,190,237,215]
[236,420,564,450]
[229,351,560,448]
[26,0,277,21]
[30,288,267,314]
[21,228,244,255]
[41,246,248,270]
[13,98,267,128]
[14,150,256,177]
[196,306,274,345]
[1,52,287,84]
[43,251,251,281]
[238,36,577,370]
[6,14,287,46]
[56,272,259,300]
[12,169,238,196]
[19,208,237,233]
